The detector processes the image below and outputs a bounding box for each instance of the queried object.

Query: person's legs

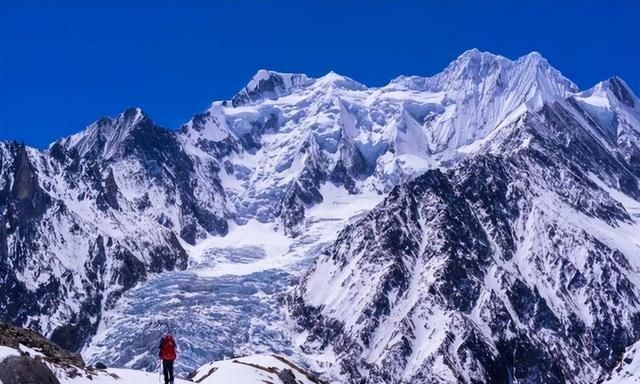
[168,360,174,384]
[162,360,170,384]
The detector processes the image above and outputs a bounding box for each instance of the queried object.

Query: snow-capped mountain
[1,49,639,383]
[0,108,222,352]
[290,59,640,382]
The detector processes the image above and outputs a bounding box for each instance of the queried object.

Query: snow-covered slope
[62,355,322,384]
[1,323,322,384]
[290,76,640,382]
[1,343,312,384]
[188,354,324,384]
[604,341,640,384]
[59,368,191,384]
[2,49,640,383]
[177,50,579,234]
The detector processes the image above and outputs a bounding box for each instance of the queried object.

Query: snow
[59,367,191,384]
[603,341,640,384]
[589,173,640,218]
[0,347,322,384]
[237,70,311,104]
[0,347,315,384]
[311,71,366,91]
[307,182,383,221]
[190,355,318,384]
[62,355,323,384]
[83,180,383,376]
[0,345,20,362]
[19,344,45,358]
[190,219,292,265]
[249,69,272,87]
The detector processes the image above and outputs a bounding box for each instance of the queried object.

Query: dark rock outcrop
[0,356,60,384]
[0,323,85,368]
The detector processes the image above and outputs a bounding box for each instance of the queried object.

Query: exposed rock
[0,355,60,384]
[0,323,85,368]
[277,368,297,384]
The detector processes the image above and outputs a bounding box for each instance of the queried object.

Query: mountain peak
[576,76,637,111]
[455,48,506,63]
[121,106,146,122]
[311,71,366,90]
[56,106,154,159]
[232,70,311,107]
[448,50,556,79]
[455,49,545,65]
[99,106,150,136]
[247,69,283,91]
[523,50,544,60]
[389,49,576,102]
[605,76,637,108]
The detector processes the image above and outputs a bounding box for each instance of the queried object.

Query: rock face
[0,323,88,384]
[1,49,640,383]
[290,68,640,382]
[0,110,197,351]
[603,340,640,383]
[0,356,61,384]
[0,323,85,368]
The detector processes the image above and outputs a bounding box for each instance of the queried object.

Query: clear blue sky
[1,1,638,148]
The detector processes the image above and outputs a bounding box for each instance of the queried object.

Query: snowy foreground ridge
[0,344,318,384]
[0,323,324,384]
[2,49,640,383]
[66,355,321,384]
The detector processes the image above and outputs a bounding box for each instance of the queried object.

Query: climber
[159,332,177,384]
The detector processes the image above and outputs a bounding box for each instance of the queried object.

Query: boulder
[0,355,60,384]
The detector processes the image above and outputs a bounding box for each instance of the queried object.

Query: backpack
[160,335,177,361]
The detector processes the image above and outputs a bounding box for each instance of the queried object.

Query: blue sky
[1,1,638,148]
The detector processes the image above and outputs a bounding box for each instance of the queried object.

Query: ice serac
[290,65,640,382]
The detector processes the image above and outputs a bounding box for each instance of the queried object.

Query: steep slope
[603,340,640,384]
[55,107,228,243]
[178,50,578,235]
[0,108,228,351]
[290,77,640,383]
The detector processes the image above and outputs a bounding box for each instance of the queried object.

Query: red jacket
[159,335,177,361]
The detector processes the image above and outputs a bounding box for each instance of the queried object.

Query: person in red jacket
[159,332,177,384]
